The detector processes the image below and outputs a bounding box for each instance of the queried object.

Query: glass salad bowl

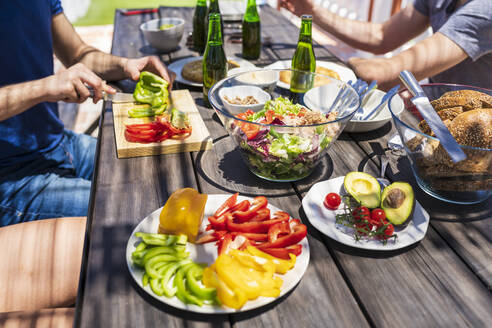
[209,69,360,182]
[388,84,492,204]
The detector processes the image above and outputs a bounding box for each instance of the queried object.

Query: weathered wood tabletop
[74,5,492,328]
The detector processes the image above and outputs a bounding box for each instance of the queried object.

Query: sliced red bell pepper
[226,217,288,234]
[248,208,270,222]
[260,222,307,249]
[233,196,268,222]
[195,233,217,244]
[217,233,233,255]
[234,232,268,242]
[228,200,250,215]
[273,211,290,221]
[259,244,303,259]
[214,193,238,218]
[268,221,291,244]
[196,230,228,244]
[208,213,233,231]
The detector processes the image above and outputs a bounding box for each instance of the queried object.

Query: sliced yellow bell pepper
[246,246,296,274]
[215,254,281,300]
[158,188,207,243]
[202,265,247,309]
[229,249,276,276]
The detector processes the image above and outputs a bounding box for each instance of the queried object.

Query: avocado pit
[384,188,406,208]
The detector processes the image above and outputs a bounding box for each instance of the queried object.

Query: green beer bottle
[192,0,208,53]
[204,0,224,44]
[290,15,316,98]
[203,13,227,107]
[242,0,261,60]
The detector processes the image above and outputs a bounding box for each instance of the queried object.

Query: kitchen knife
[398,70,466,163]
[87,86,135,103]
[102,92,135,103]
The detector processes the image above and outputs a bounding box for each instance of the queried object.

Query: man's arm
[280,1,429,54]
[348,32,468,90]
[0,64,115,122]
[51,13,173,84]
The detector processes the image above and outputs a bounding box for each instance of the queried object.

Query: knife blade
[399,70,466,163]
[102,92,135,103]
[87,85,135,103]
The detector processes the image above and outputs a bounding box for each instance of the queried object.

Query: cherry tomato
[370,209,386,226]
[378,223,395,240]
[352,206,370,222]
[324,193,341,210]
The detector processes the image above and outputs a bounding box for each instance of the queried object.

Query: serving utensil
[329,79,369,113]
[398,71,466,163]
[357,85,399,121]
[377,154,390,188]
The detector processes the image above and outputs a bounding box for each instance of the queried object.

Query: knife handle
[399,70,425,98]
[86,85,109,101]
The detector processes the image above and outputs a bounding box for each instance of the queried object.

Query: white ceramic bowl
[304,85,405,133]
[345,89,404,133]
[230,68,279,91]
[218,85,271,113]
[140,18,185,53]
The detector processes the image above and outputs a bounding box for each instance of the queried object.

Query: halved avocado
[381,182,415,225]
[343,172,381,209]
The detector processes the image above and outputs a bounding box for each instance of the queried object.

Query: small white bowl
[231,68,279,91]
[140,18,185,53]
[218,85,271,114]
[344,89,404,133]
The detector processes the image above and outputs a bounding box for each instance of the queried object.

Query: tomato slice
[236,112,260,140]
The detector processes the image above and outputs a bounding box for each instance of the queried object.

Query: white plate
[265,60,357,89]
[126,194,310,313]
[302,176,430,251]
[169,56,256,87]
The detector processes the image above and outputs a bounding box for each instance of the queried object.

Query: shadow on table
[346,121,393,142]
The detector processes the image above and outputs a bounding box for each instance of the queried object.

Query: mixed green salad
[231,97,339,181]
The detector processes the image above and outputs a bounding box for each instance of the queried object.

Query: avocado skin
[344,172,381,209]
[381,182,415,225]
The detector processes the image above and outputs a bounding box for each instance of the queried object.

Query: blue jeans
[0,130,96,226]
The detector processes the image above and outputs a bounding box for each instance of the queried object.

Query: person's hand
[123,56,175,90]
[348,57,398,91]
[43,63,115,104]
[279,0,314,17]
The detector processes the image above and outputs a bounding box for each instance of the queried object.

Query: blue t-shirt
[0,0,64,167]
[413,0,492,88]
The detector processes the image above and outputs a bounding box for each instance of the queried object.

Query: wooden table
[74,6,492,328]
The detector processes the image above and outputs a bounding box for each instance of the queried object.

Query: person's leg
[62,130,96,180]
[0,130,96,225]
[0,217,86,312]
[0,307,74,328]
[0,172,91,225]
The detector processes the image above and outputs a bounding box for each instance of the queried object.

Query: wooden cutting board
[112,90,212,158]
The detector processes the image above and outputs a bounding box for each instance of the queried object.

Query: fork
[377,155,390,188]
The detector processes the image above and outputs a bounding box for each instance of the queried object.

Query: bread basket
[388,84,491,204]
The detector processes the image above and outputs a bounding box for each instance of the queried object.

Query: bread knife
[398,70,466,163]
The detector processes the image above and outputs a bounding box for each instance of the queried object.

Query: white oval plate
[126,194,310,313]
[302,176,430,251]
[169,56,256,87]
[265,60,357,89]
